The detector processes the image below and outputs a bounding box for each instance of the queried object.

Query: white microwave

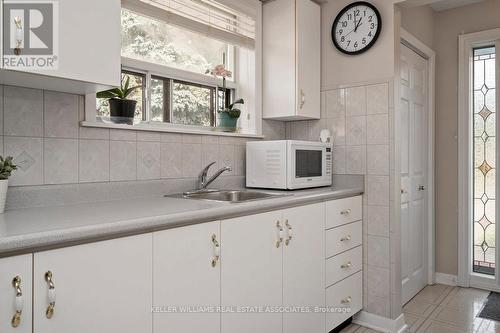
[246,140,332,190]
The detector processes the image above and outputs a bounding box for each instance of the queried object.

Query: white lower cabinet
[283,203,325,333]
[0,196,363,333]
[33,234,153,333]
[153,221,221,333]
[221,210,283,333]
[0,254,32,333]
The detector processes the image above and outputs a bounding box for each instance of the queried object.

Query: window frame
[458,28,500,289]
[119,59,234,128]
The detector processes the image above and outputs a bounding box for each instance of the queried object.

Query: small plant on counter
[0,156,17,213]
[0,156,17,180]
[96,76,141,125]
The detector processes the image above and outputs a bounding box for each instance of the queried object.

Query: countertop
[0,186,363,257]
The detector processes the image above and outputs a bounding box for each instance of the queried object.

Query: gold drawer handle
[340,235,352,242]
[276,221,284,248]
[11,276,23,328]
[45,271,56,319]
[285,220,293,246]
[341,261,352,269]
[341,296,352,304]
[211,234,220,267]
[340,209,352,215]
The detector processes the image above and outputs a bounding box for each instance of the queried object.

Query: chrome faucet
[198,162,232,191]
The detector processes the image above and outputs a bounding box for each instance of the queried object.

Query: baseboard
[435,272,458,286]
[353,311,407,333]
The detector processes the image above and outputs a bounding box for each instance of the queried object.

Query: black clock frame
[331,1,382,56]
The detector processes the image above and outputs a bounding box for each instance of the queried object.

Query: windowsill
[80,120,264,139]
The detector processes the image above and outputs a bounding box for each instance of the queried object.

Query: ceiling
[429,0,485,11]
[399,0,486,10]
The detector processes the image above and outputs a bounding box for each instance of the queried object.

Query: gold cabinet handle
[276,221,284,248]
[340,209,352,215]
[11,276,23,328]
[211,234,220,267]
[340,261,352,269]
[341,296,352,304]
[45,271,56,319]
[299,89,305,109]
[285,220,293,246]
[340,235,352,242]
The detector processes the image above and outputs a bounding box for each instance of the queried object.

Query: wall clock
[331,1,382,55]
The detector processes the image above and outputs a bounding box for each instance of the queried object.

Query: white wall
[321,0,398,90]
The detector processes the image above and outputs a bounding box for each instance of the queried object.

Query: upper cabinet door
[33,235,152,333]
[221,211,283,333]
[0,254,32,333]
[153,221,221,333]
[295,0,321,120]
[282,203,325,333]
[0,0,121,93]
[263,0,320,121]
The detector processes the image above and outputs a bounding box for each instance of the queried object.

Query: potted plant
[218,98,244,132]
[206,64,244,132]
[96,76,141,125]
[0,156,17,213]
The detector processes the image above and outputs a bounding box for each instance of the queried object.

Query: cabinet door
[2,0,121,87]
[296,0,321,119]
[33,235,152,333]
[283,203,325,333]
[153,221,220,333]
[221,211,283,333]
[0,254,32,333]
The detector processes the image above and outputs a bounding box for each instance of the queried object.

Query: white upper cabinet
[32,235,152,333]
[262,0,321,120]
[0,0,121,93]
[0,255,32,333]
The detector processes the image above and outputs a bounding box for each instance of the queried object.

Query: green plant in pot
[97,76,141,125]
[0,156,17,213]
[218,98,244,132]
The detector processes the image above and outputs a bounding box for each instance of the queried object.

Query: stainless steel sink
[179,190,288,203]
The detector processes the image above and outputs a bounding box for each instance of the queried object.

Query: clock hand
[354,17,363,32]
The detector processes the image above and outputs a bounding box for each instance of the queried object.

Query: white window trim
[458,28,500,290]
[84,2,263,138]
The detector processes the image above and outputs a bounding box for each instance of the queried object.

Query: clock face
[331,1,382,55]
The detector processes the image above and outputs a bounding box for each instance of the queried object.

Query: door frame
[399,28,436,285]
[458,28,500,290]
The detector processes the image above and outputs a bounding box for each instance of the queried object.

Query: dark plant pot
[109,99,136,125]
[218,112,239,132]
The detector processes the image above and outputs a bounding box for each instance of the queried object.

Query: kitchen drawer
[326,196,362,229]
[326,246,362,287]
[326,271,363,331]
[326,221,362,258]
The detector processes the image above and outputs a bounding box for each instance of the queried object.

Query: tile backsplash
[0,85,285,206]
[286,82,397,319]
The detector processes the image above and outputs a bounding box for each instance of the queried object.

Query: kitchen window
[87,0,261,136]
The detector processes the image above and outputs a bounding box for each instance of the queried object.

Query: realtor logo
[2,0,59,70]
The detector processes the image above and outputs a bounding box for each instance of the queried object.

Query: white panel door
[0,254,32,333]
[283,203,325,333]
[296,0,321,119]
[221,211,283,333]
[400,43,429,304]
[153,221,221,333]
[33,235,153,333]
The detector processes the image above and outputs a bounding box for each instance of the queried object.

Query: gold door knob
[276,221,284,248]
[340,261,352,269]
[341,296,352,304]
[45,271,56,319]
[340,209,352,215]
[211,234,220,267]
[340,235,352,242]
[285,220,293,246]
[11,276,23,328]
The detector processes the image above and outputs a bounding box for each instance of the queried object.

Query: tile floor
[340,284,498,333]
